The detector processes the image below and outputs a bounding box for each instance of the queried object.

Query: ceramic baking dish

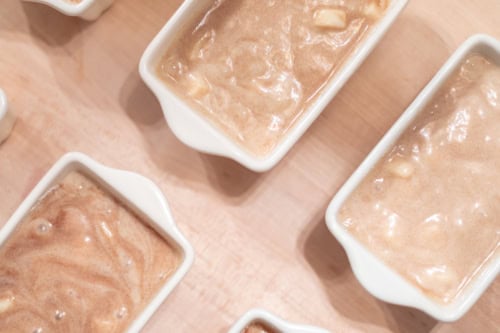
[0,152,195,332]
[23,0,113,20]
[139,0,409,172]
[325,34,500,322]
[0,89,15,144]
[228,309,330,333]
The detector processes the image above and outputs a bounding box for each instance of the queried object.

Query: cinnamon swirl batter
[0,172,180,332]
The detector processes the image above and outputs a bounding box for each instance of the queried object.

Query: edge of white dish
[325,34,500,322]
[0,89,15,144]
[23,0,113,20]
[228,309,330,333]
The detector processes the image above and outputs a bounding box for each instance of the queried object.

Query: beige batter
[339,54,500,303]
[157,0,387,156]
[243,322,276,333]
[0,172,180,332]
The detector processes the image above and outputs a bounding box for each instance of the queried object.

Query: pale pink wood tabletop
[0,0,499,332]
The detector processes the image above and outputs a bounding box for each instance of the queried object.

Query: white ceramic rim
[24,0,95,15]
[325,34,500,322]
[0,88,15,143]
[0,89,7,121]
[139,0,409,172]
[22,0,112,19]
[0,89,8,129]
[0,152,195,332]
[228,309,330,333]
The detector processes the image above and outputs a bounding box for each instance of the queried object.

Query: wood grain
[0,0,499,332]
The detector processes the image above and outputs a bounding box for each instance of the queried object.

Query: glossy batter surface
[339,55,500,303]
[0,172,180,332]
[158,0,386,156]
[243,322,277,333]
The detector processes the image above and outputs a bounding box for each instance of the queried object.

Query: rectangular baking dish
[325,34,500,322]
[140,0,409,172]
[0,152,195,332]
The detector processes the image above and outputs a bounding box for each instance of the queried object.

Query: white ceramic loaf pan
[0,89,15,144]
[228,309,330,333]
[0,152,195,332]
[325,34,500,322]
[140,0,409,172]
[23,0,113,20]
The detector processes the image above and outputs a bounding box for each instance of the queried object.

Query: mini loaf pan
[23,0,113,20]
[325,34,500,322]
[0,152,195,332]
[139,0,409,172]
[0,89,15,144]
[228,309,330,333]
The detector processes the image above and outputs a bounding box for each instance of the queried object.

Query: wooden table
[1,0,499,332]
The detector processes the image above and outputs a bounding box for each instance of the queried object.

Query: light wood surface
[1,0,499,332]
